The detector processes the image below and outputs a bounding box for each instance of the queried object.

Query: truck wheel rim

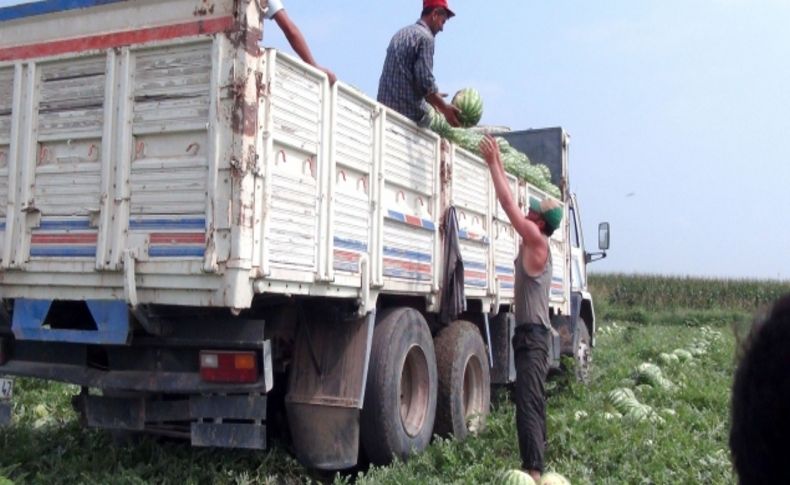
[463,354,484,433]
[400,345,430,438]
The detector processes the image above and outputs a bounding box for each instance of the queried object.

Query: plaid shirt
[377,20,438,126]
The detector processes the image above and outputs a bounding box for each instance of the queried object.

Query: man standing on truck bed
[263,0,337,85]
[480,135,563,483]
[377,0,461,128]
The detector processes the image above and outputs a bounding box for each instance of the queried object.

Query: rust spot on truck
[240,202,255,229]
[227,71,259,138]
[231,100,258,137]
[225,1,262,56]
[226,26,262,56]
[193,1,215,16]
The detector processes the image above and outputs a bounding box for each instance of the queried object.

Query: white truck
[0,0,609,470]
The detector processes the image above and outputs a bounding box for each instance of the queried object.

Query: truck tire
[574,320,592,383]
[360,307,437,465]
[433,320,490,439]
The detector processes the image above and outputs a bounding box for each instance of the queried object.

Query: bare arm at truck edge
[272,9,337,85]
[479,135,548,275]
[426,92,461,127]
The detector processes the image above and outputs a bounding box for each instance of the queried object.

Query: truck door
[569,193,587,293]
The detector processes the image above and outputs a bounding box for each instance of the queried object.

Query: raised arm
[272,9,337,85]
[479,135,545,250]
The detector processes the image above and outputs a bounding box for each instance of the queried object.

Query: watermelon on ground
[498,469,537,485]
[673,349,693,362]
[540,471,571,485]
[452,88,484,127]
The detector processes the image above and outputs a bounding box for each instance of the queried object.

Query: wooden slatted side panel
[450,147,492,295]
[380,113,439,290]
[493,220,517,300]
[0,67,12,257]
[330,86,376,277]
[132,42,212,134]
[264,52,326,274]
[129,42,211,260]
[31,56,104,259]
[492,173,519,300]
[0,67,12,145]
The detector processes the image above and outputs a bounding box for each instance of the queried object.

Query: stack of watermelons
[428,88,560,198]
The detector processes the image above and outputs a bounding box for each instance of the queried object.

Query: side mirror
[598,222,610,250]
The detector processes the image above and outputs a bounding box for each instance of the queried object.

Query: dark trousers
[512,324,550,472]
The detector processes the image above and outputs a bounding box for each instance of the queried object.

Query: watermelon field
[1,274,788,484]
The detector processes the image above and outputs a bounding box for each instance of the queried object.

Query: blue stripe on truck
[0,0,128,23]
[129,217,206,230]
[12,298,129,345]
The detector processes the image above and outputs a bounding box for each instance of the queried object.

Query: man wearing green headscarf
[480,135,563,483]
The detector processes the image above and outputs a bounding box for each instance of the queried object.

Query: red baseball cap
[423,0,455,18]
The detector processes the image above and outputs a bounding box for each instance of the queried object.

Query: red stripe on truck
[149,233,206,244]
[0,16,234,61]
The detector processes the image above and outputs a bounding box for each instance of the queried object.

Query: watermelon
[424,109,562,197]
[607,387,663,422]
[540,472,571,485]
[635,362,674,390]
[450,128,484,152]
[658,352,679,365]
[689,345,707,357]
[498,469,537,485]
[428,105,453,139]
[659,408,677,417]
[452,88,484,127]
[672,349,693,362]
[634,384,652,394]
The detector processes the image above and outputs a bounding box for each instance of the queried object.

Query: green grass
[345,321,736,484]
[1,319,738,484]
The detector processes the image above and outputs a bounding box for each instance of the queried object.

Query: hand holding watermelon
[427,92,461,127]
[438,102,461,127]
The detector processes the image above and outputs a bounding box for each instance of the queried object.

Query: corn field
[589,273,790,312]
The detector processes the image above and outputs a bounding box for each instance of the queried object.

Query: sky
[1,0,789,280]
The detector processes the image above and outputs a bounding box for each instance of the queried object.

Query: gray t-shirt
[263,0,284,19]
[513,244,552,329]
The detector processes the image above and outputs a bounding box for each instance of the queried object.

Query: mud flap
[285,310,375,470]
[489,312,515,384]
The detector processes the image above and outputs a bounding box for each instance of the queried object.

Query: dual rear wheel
[434,320,490,439]
[360,309,490,465]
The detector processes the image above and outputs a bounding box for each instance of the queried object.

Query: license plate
[0,377,13,400]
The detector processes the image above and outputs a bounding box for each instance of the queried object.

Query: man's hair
[421,7,442,17]
[730,294,790,484]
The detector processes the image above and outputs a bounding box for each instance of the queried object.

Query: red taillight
[199,351,259,383]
